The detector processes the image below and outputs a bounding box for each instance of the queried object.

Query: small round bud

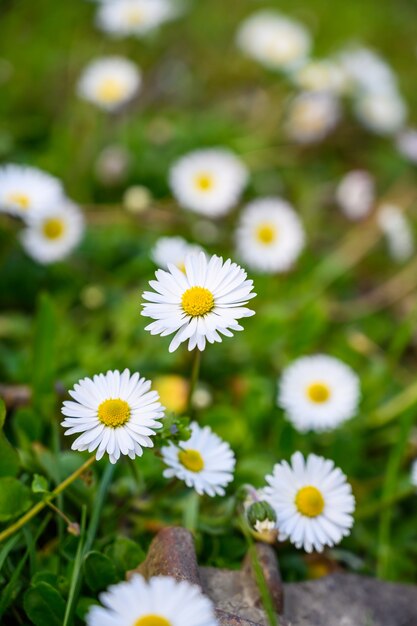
[247,500,277,530]
[123,185,152,214]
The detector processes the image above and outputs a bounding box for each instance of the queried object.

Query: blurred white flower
[95,145,130,185]
[396,128,417,164]
[278,354,361,432]
[142,251,256,352]
[87,574,218,626]
[77,56,141,112]
[336,170,375,220]
[293,59,349,94]
[377,204,414,263]
[123,185,152,213]
[96,0,177,38]
[236,10,311,72]
[264,452,355,553]
[20,201,84,265]
[169,148,248,217]
[338,47,399,95]
[354,91,407,135]
[285,92,340,144]
[0,164,63,220]
[61,369,165,464]
[236,197,305,273]
[161,421,235,496]
[151,236,203,271]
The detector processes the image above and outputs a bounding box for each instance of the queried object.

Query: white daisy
[285,92,340,144]
[151,236,203,271]
[264,452,355,553]
[278,355,360,432]
[236,10,311,72]
[411,459,417,488]
[235,197,305,274]
[0,164,64,219]
[169,148,248,217]
[61,369,165,464]
[77,56,141,112]
[338,47,398,96]
[20,201,85,265]
[396,128,417,164]
[335,170,375,221]
[354,91,407,136]
[96,0,176,39]
[161,422,235,496]
[87,574,218,626]
[142,251,256,353]
[293,59,349,94]
[377,204,414,263]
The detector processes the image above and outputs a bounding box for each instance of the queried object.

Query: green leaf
[32,293,57,418]
[31,474,50,494]
[24,582,66,626]
[83,551,119,592]
[107,536,145,575]
[12,407,43,446]
[0,398,19,477]
[0,477,32,521]
[0,398,5,429]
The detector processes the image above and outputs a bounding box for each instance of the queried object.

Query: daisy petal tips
[61,369,165,464]
[141,251,256,352]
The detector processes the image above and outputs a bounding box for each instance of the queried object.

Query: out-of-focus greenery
[1,0,417,623]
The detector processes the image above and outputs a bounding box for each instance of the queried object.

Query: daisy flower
[377,204,414,263]
[161,422,235,496]
[87,574,218,626]
[396,128,417,164]
[0,164,64,219]
[285,92,340,144]
[335,170,375,221]
[354,91,407,136]
[236,197,305,274]
[338,47,398,96]
[141,251,256,353]
[169,148,248,217]
[236,11,311,72]
[264,452,355,553]
[151,236,203,271]
[77,56,141,112]
[293,59,349,95]
[61,369,165,464]
[20,201,84,265]
[278,355,360,432]
[96,0,176,39]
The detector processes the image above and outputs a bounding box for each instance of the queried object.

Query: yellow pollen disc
[134,616,172,626]
[295,486,325,518]
[306,382,331,404]
[256,223,277,245]
[194,173,214,191]
[126,8,143,25]
[178,448,205,472]
[181,286,214,317]
[97,78,125,104]
[42,218,65,240]
[98,398,130,428]
[8,192,30,209]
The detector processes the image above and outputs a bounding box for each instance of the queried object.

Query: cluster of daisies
[236,9,414,149]
[0,164,84,264]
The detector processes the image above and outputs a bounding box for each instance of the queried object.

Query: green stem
[0,455,96,544]
[187,349,201,413]
[366,380,417,428]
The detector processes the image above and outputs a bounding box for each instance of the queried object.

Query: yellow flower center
[42,218,65,240]
[178,448,205,472]
[126,8,143,25]
[306,382,331,404]
[295,486,325,517]
[97,78,125,104]
[134,616,171,626]
[98,398,130,428]
[181,286,214,317]
[194,173,214,192]
[7,192,30,209]
[256,223,277,245]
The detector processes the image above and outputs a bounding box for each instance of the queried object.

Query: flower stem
[0,455,96,544]
[187,349,201,412]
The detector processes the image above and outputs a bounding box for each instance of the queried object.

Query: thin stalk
[0,455,96,544]
[187,349,201,412]
[63,506,87,626]
[366,380,417,428]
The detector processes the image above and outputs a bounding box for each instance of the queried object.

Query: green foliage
[83,551,119,592]
[0,477,32,522]
[24,582,66,626]
[0,399,20,477]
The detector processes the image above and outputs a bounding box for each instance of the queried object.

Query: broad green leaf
[107,536,145,575]
[0,398,19,477]
[0,477,32,522]
[24,582,66,626]
[83,551,119,592]
[31,474,50,494]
